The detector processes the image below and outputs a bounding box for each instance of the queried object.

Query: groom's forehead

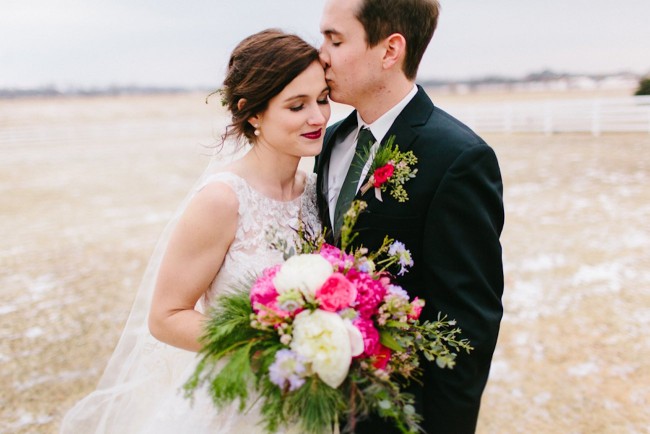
[320,1,364,35]
[321,0,361,23]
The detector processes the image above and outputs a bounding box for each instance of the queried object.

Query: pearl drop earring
[253,124,260,136]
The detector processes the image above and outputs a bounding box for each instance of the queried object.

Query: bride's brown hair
[218,29,319,145]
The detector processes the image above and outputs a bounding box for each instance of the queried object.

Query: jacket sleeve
[421,142,504,433]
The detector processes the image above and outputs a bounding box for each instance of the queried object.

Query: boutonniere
[360,135,418,202]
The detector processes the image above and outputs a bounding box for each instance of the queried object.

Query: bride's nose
[307,106,327,126]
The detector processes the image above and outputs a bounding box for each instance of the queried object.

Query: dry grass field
[1,90,649,433]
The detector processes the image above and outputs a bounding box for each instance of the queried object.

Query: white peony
[343,319,364,357]
[290,309,352,388]
[273,254,333,298]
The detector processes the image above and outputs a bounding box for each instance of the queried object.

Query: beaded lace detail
[198,171,320,309]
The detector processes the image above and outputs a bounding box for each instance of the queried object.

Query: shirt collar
[355,84,418,143]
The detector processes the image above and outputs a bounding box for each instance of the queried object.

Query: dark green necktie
[333,127,375,235]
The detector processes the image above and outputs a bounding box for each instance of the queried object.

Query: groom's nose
[318,48,330,69]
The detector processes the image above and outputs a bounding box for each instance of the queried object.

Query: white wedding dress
[61,171,321,433]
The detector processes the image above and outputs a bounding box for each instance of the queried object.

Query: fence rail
[443,95,650,135]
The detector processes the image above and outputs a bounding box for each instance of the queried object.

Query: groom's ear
[381,33,407,71]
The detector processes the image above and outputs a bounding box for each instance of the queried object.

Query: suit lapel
[318,111,358,228]
[382,85,434,153]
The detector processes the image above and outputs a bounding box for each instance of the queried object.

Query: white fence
[444,95,650,135]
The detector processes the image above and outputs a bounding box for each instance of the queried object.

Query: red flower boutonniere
[360,135,418,202]
[372,163,395,188]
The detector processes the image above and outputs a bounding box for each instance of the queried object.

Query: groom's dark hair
[356,0,440,80]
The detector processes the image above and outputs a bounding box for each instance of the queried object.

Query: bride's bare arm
[148,182,238,352]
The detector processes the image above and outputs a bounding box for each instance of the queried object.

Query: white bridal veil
[60,139,250,433]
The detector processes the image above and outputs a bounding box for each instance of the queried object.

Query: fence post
[591,100,601,136]
[543,102,553,135]
[468,107,477,131]
[505,105,513,134]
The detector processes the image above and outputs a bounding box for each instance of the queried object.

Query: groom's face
[319,0,384,106]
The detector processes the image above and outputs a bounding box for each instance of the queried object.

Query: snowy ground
[1,93,649,433]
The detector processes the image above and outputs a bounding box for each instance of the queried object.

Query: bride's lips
[301,129,322,140]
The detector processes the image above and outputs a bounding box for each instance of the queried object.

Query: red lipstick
[302,129,322,140]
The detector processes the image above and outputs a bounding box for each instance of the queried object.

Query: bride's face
[252,61,330,158]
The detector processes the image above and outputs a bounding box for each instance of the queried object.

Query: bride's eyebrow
[283,95,308,103]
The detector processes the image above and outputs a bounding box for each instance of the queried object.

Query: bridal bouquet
[184,201,472,434]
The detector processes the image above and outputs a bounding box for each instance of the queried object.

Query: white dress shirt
[328,85,418,223]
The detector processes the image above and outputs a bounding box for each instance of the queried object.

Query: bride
[60,29,330,433]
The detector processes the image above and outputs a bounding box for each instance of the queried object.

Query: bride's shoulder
[188,172,245,218]
[175,180,239,241]
[200,171,248,195]
[192,179,239,213]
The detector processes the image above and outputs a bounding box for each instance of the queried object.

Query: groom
[316,0,504,432]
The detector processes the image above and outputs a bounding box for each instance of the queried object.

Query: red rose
[373,163,394,188]
[372,344,393,370]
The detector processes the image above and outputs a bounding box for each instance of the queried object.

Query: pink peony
[319,244,355,271]
[353,318,380,357]
[315,273,357,312]
[348,271,388,319]
[250,265,287,322]
[408,297,425,320]
[372,344,393,370]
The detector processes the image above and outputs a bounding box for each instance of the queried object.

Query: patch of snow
[567,361,600,377]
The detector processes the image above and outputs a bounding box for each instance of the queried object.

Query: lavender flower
[268,349,308,391]
[388,241,405,256]
[387,284,409,300]
[358,258,375,273]
[388,241,414,275]
[277,288,305,312]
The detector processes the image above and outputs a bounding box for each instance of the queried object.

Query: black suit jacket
[315,86,504,433]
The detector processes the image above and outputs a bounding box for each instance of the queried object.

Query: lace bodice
[198,171,320,309]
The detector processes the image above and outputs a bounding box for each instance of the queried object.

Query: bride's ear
[247,115,261,131]
[247,114,261,130]
[237,98,261,129]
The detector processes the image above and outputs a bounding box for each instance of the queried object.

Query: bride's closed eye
[289,96,329,112]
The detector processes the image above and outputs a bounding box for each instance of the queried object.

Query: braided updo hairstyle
[219,29,319,145]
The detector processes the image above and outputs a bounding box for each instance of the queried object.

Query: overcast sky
[2,0,649,88]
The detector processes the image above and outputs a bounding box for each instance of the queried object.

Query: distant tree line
[635,77,650,96]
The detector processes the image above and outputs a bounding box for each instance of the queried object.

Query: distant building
[420,70,641,94]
